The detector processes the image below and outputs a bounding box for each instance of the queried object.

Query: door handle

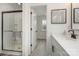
[52,45,54,52]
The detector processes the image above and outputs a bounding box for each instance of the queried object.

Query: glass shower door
[2,11,22,52]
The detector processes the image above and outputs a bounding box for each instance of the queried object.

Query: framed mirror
[73,8,79,23]
[51,9,67,24]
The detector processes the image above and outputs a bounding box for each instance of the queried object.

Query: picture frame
[73,8,79,23]
[51,9,67,24]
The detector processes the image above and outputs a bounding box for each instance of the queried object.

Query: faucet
[68,29,76,39]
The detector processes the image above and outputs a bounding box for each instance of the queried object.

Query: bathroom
[0,3,79,56]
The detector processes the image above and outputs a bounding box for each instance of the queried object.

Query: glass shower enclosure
[2,10,22,52]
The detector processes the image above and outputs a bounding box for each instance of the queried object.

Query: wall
[37,15,46,39]
[0,3,22,53]
[22,3,31,56]
[46,3,71,55]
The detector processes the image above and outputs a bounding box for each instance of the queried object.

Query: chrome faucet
[68,29,76,39]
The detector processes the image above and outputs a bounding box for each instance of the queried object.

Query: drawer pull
[52,45,54,52]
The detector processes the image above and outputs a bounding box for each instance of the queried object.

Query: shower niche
[2,10,22,52]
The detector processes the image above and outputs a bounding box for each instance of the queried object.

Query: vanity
[51,33,79,56]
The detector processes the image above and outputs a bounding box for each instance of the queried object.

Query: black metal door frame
[2,10,22,52]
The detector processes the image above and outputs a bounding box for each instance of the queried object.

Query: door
[2,11,22,52]
[30,11,37,53]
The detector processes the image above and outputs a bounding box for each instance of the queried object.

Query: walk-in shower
[2,10,22,52]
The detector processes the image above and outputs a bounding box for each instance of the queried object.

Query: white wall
[0,3,22,53]
[22,3,31,56]
[37,15,46,39]
[46,3,71,55]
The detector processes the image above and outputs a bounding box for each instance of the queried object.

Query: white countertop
[52,33,79,56]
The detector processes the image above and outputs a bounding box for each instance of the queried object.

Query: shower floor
[3,39,22,51]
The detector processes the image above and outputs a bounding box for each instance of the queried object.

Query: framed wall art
[51,9,67,24]
[73,8,79,23]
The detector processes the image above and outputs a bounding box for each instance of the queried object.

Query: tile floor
[31,39,48,56]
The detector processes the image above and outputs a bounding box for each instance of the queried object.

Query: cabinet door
[51,36,69,56]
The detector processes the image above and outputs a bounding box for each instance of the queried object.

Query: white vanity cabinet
[51,36,69,56]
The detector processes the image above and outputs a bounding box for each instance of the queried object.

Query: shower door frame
[2,10,22,52]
